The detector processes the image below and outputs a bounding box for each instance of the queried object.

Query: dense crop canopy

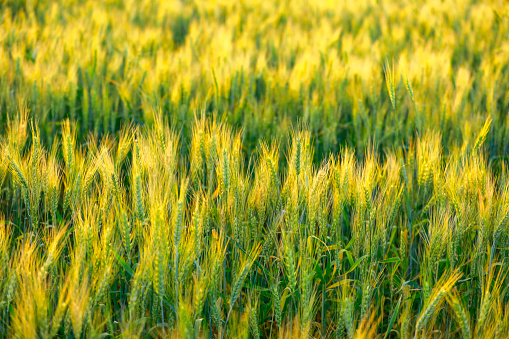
[0,0,509,338]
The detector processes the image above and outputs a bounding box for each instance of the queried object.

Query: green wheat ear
[446,291,471,339]
[472,117,492,154]
[405,76,415,104]
[384,59,396,110]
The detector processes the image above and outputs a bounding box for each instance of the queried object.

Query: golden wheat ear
[415,271,462,335]
[446,289,472,339]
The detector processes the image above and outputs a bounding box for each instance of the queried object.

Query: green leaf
[379,257,401,264]
[346,251,354,267]
[110,246,134,277]
[194,319,203,339]
[342,255,368,276]
[383,296,402,339]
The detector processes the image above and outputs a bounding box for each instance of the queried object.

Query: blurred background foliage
[0,0,508,162]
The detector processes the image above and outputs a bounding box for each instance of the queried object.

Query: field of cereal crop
[0,0,509,337]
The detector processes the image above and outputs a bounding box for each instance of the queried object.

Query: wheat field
[1,0,509,338]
